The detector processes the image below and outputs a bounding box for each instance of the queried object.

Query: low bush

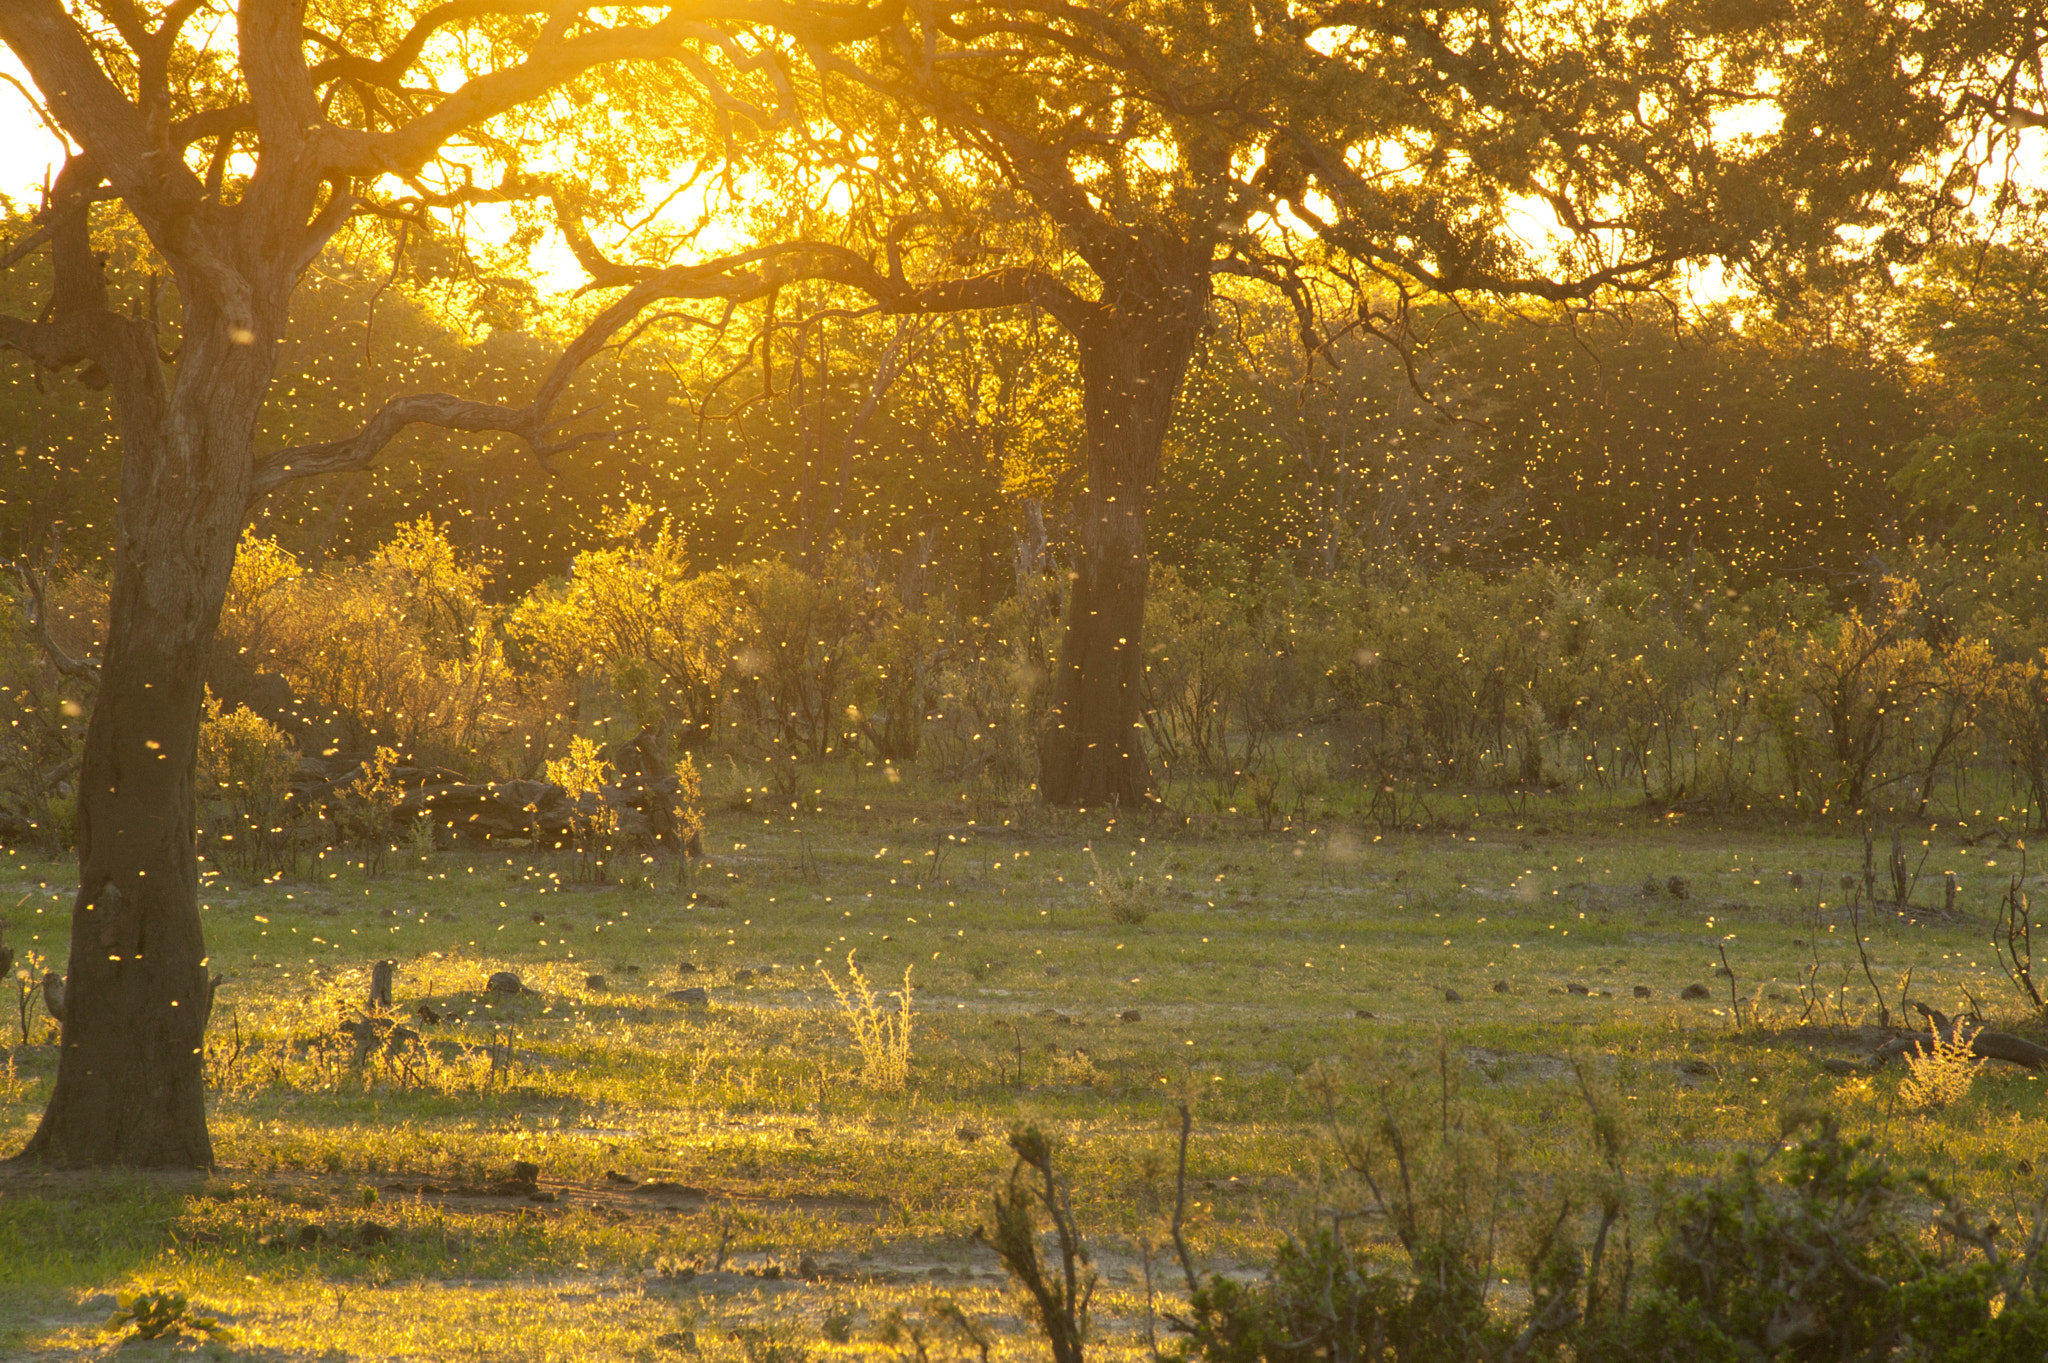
[820,950,914,1092]
[17,522,2048,833]
[991,1061,2048,1363]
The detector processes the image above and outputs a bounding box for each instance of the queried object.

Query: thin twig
[1717,941,1743,1030]
[1170,1100,1199,1295]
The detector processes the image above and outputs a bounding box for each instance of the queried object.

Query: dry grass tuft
[820,950,914,1091]
[1089,850,1158,925]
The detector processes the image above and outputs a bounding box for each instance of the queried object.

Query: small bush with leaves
[12,945,48,1045]
[983,1127,1093,1363]
[332,745,404,849]
[729,1324,812,1363]
[198,690,298,876]
[103,1288,235,1342]
[671,753,706,852]
[1142,1108,2048,1363]
[1177,1226,1419,1363]
[1601,1117,2048,1362]
[545,733,619,879]
[226,522,515,771]
[958,1049,2048,1363]
[507,505,742,750]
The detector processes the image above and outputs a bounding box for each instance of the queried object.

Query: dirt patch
[1463,1047,1573,1085]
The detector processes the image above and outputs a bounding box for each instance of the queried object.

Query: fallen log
[1866,1001,2048,1071]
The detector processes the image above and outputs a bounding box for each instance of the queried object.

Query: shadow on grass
[0,1164,205,1351]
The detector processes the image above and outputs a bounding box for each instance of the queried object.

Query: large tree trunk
[1038,271,1207,807]
[18,309,271,1167]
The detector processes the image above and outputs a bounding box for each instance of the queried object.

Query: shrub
[849,604,947,762]
[731,553,878,765]
[102,1288,234,1342]
[983,1127,1093,1363]
[1143,562,1256,775]
[331,746,404,850]
[1089,850,1159,925]
[1898,1019,1987,1111]
[1788,580,1940,811]
[197,692,298,877]
[507,505,744,757]
[1149,1107,2048,1363]
[1986,651,2048,828]
[922,600,1046,799]
[1602,1118,2048,1362]
[226,522,517,772]
[20,523,2048,830]
[545,734,618,881]
[672,753,706,852]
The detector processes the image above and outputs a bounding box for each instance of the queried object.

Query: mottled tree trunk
[1038,268,1208,807]
[18,309,272,1167]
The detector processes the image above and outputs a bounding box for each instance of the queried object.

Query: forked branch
[5,546,99,685]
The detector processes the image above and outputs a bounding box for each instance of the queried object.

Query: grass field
[2,773,2044,1360]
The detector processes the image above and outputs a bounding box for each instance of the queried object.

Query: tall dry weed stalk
[821,950,914,1091]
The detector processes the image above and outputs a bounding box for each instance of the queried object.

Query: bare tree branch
[0,69,71,148]
[305,2,557,91]
[5,540,99,685]
[0,1,183,205]
[313,1,895,178]
[0,159,166,412]
[251,231,1093,497]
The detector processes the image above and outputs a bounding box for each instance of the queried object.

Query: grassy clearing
[2,774,2045,1360]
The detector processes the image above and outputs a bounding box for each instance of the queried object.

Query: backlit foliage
[820,951,914,1093]
[15,520,2048,847]
[1899,1021,1988,1111]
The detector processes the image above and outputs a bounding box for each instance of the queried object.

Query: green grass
[2,772,2044,1360]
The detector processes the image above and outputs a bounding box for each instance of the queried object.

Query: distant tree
[609,0,1994,805]
[1893,231,2048,547]
[1444,307,1924,577]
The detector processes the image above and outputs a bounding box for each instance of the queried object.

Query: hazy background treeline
[6,208,2047,845]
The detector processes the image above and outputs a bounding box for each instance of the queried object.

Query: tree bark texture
[1038,265,1208,807]
[18,293,279,1168]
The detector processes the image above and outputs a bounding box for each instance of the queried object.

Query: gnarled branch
[251,235,1094,497]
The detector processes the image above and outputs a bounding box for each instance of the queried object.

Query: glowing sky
[0,49,67,203]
